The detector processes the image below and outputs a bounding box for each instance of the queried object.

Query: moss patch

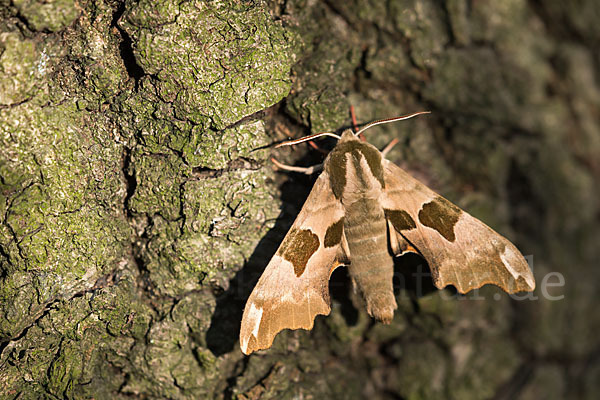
[13,0,80,32]
[121,0,297,129]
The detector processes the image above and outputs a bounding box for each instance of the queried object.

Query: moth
[240,112,535,355]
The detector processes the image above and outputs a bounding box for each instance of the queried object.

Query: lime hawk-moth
[240,113,535,355]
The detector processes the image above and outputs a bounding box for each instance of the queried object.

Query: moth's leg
[350,105,366,141]
[350,105,359,132]
[340,231,351,264]
[307,140,329,154]
[387,220,419,256]
[387,219,401,254]
[381,138,399,158]
[271,157,323,175]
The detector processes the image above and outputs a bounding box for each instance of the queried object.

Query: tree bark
[1,0,598,399]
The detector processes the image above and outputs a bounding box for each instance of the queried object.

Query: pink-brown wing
[381,160,535,294]
[240,170,347,355]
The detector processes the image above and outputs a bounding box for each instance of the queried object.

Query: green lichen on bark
[0,32,40,105]
[12,0,79,32]
[0,97,131,340]
[0,1,134,353]
[120,0,297,129]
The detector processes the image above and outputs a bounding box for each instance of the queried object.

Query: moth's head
[273,111,431,171]
[338,129,360,143]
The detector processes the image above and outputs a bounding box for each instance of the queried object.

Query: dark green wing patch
[324,218,344,247]
[384,209,416,232]
[418,197,462,242]
[278,228,320,277]
[326,150,347,200]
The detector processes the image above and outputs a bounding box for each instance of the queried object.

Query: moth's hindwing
[381,159,535,293]
[240,170,347,355]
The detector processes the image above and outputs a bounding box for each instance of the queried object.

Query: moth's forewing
[381,160,535,293]
[239,171,347,355]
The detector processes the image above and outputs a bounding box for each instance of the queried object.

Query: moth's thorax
[324,131,386,201]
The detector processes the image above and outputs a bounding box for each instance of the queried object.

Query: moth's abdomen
[345,197,397,323]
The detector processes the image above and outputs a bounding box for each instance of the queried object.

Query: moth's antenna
[275,111,429,148]
[275,131,341,148]
[354,111,431,137]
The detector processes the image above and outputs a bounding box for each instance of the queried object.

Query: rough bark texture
[0,0,598,399]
